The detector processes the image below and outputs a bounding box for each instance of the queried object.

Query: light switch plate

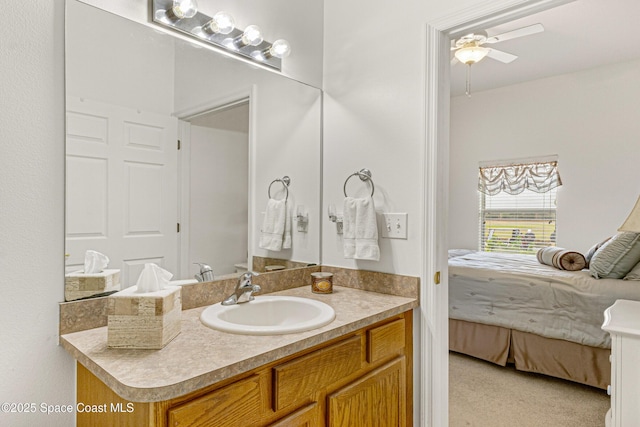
[381,213,408,239]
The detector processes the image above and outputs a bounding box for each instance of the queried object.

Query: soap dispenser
[194,263,214,282]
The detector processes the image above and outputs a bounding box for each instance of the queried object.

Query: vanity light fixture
[152,0,291,70]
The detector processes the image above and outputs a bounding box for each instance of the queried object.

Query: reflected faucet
[222,272,261,305]
[194,263,214,282]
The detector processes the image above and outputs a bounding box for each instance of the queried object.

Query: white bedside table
[602,299,640,427]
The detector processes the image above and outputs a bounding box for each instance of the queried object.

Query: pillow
[585,236,612,267]
[536,247,587,271]
[624,260,640,280]
[589,232,640,279]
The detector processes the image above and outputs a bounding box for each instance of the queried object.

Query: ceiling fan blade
[484,23,544,44]
[486,48,518,63]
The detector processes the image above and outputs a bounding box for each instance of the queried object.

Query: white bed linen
[448,250,640,348]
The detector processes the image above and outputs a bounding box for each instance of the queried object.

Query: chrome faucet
[221,272,261,305]
[194,262,214,282]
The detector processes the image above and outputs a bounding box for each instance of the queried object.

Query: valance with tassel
[478,158,562,196]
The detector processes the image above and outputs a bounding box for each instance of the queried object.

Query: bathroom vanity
[61,286,417,426]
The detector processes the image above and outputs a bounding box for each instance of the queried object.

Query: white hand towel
[282,201,292,249]
[259,198,289,251]
[343,196,380,261]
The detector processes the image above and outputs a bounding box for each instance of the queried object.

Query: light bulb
[172,0,198,19]
[454,45,489,65]
[268,39,291,59]
[204,11,235,35]
[240,25,263,47]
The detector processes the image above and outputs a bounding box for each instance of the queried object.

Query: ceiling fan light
[455,46,489,65]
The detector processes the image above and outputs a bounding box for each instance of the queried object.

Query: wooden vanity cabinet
[77,311,412,427]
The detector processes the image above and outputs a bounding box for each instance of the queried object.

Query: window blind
[479,188,557,254]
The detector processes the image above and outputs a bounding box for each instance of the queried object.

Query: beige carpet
[449,352,610,427]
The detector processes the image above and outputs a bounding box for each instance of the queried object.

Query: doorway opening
[177,98,251,281]
[423,0,573,425]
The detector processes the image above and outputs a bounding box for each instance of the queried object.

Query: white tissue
[84,250,109,274]
[135,263,173,293]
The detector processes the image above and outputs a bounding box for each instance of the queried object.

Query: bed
[448,250,640,389]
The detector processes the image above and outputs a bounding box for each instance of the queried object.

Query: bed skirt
[449,318,610,390]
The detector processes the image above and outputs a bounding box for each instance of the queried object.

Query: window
[477,157,561,254]
[479,188,557,254]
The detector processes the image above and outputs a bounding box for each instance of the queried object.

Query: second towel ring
[268,176,290,201]
[343,169,375,197]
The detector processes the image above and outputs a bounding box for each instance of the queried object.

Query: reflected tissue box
[64,269,121,301]
[107,285,181,349]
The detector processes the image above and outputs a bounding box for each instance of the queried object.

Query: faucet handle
[240,271,258,279]
[238,271,259,287]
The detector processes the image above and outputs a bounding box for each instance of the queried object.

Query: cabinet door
[327,357,406,427]
[168,374,266,427]
[270,403,321,427]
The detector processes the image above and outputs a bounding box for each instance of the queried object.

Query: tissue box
[107,286,181,349]
[65,269,121,301]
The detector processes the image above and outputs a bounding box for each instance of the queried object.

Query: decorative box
[107,285,181,349]
[65,269,121,301]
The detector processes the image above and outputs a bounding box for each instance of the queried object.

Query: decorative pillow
[624,260,640,281]
[589,232,640,279]
[536,247,587,271]
[585,236,612,267]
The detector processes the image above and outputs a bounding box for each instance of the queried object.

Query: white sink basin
[200,295,336,335]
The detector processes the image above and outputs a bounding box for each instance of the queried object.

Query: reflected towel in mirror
[259,198,292,251]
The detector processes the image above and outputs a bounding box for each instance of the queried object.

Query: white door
[66,97,178,287]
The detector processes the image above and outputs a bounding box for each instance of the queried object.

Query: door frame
[422,0,572,425]
[174,86,257,279]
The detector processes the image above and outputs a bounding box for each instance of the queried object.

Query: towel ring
[268,176,290,201]
[343,168,374,197]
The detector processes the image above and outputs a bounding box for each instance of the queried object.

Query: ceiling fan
[451,23,544,95]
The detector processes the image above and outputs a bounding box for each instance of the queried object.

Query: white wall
[0,1,75,426]
[449,58,640,254]
[321,0,476,274]
[66,0,175,114]
[322,0,426,275]
[189,126,248,276]
[174,46,323,265]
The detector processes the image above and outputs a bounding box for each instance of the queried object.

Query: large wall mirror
[64,0,322,299]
